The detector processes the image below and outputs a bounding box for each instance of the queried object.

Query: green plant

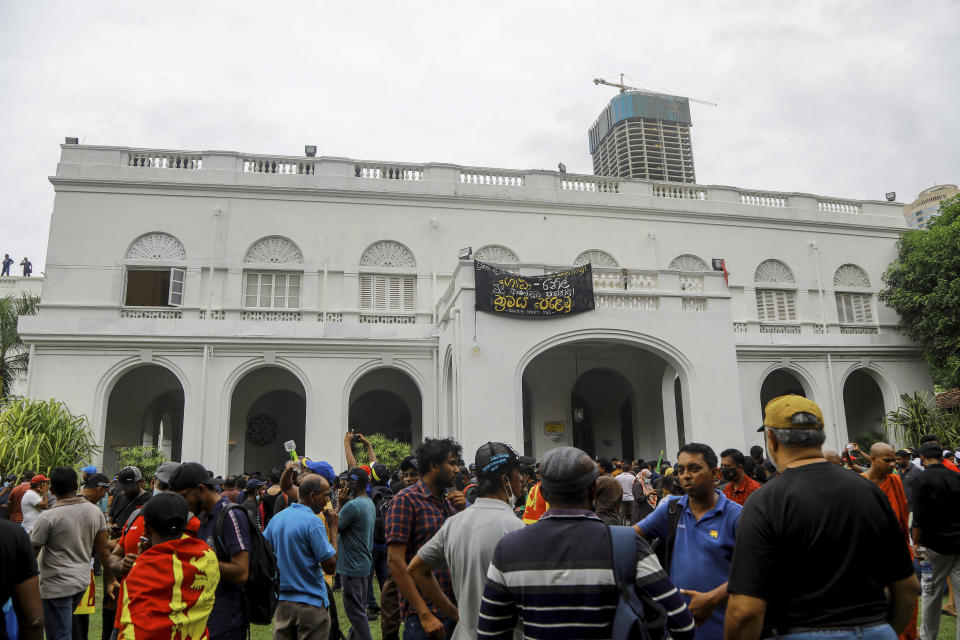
[854,430,888,452]
[114,445,167,481]
[0,397,99,478]
[885,391,960,448]
[351,433,413,470]
[0,293,40,398]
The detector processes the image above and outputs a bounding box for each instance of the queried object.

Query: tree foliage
[0,397,100,478]
[0,293,40,398]
[351,433,413,471]
[114,445,167,481]
[885,391,960,448]
[880,195,960,388]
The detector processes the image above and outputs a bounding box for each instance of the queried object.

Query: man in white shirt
[20,474,50,534]
[408,442,531,640]
[614,465,636,525]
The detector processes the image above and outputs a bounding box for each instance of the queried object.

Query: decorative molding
[760,324,801,334]
[126,233,186,260]
[246,414,279,447]
[359,241,416,268]
[595,295,659,311]
[668,254,708,272]
[245,236,303,264]
[474,245,520,264]
[121,309,182,319]
[360,314,417,324]
[239,311,302,321]
[834,264,870,288]
[754,259,795,284]
[682,298,706,312]
[574,250,618,268]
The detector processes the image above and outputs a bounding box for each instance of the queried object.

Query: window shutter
[757,289,796,323]
[837,293,873,324]
[168,268,185,307]
[360,275,374,312]
[402,276,415,313]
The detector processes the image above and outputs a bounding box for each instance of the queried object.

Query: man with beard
[385,437,464,640]
[719,449,762,506]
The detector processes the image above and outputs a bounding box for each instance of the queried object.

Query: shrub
[0,397,99,478]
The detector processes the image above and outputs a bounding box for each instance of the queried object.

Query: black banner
[474,261,595,317]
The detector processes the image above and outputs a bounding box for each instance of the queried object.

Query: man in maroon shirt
[7,470,36,524]
[720,449,762,506]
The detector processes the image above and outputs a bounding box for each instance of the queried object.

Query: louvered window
[755,289,797,323]
[360,274,415,314]
[244,272,301,309]
[836,293,873,324]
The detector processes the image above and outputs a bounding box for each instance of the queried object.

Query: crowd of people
[1,394,959,640]
[0,254,32,277]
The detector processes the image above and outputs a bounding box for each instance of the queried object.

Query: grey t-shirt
[417,497,524,640]
[30,496,107,599]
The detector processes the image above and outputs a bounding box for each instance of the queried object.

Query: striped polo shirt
[478,508,695,640]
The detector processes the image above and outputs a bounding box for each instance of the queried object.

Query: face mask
[503,480,517,508]
[720,468,737,481]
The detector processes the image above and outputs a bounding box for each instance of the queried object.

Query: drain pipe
[811,241,843,447]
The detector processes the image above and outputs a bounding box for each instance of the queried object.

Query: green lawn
[84,580,956,639]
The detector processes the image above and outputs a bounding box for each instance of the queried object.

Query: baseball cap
[115,466,143,490]
[141,492,189,535]
[475,442,534,479]
[303,460,336,485]
[339,467,369,487]
[759,395,824,432]
[400,456,418,472]
[369,463,389,484]
[920,443,943,459]
[168,462,217,492]
[245,478,266,492]
[83,473,111,489]
[539,446,598,495]
[154,462,181,485]
[30,474,49,484]
[82,465,97,475]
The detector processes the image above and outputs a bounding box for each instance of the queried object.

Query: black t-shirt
[0,520,39,640]
[728,461,914,633]
[109,490,151,534]
[912,464,960,554]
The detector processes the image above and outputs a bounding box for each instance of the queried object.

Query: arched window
[754,259,797,325]
[359,241,417,319]
[574,250,619,268]
[243,237,304,309]
[668,254,708,272]
[123,232,187,308]
[474,245,520,265]
[833,264,874,325]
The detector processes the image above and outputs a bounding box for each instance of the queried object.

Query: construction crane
[593,74,718,107]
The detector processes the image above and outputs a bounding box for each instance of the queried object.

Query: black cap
[920,443,943,459]
[115,466,143,491]
[141,492,189,535]
[400,456,418,472]
[168,462,217,492]
[244,478,266,492]
[339,467,369,487]
[83,473,111,489]
[370,463,389,484]
[475,442,534,479]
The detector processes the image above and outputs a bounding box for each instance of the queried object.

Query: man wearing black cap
[408,442,528,640]
[114,492,220,639]
[478,446,695,640]
[911,443,960,639]
[80,473,111,506]
[171,462,252,640]
[336,467,376,640]
[108,466,150,539]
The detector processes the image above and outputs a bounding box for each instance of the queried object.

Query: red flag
[721,259,729,287]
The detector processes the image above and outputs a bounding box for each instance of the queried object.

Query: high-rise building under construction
[589,91,696,183]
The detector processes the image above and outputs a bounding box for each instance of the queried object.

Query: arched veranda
[349,368,422,446]
[842,369,887,445]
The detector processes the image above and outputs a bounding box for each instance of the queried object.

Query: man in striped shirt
[478,446,695,640]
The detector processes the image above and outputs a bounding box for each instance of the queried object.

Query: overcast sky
[2,1,958,270]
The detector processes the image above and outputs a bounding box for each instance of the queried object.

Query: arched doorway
[843,370,886,444]
[522,340,680,460]
[228,367,306,475]
[104,365,185,474]
[349,368,422,445]
[760,369,807,418]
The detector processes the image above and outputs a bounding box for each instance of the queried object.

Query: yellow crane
[593,74,718,107]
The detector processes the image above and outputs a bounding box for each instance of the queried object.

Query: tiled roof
[937,389,960,409]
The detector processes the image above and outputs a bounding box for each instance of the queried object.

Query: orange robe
[877,473,916,640]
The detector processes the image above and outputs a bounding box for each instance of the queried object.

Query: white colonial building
[20,144,931,475]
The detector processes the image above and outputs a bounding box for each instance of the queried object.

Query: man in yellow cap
[724,395,919,640]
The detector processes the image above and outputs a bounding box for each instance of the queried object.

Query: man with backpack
[336,467,376,640]
[367,462,393,618]
[171,462,254,640]
[478,446,694,640]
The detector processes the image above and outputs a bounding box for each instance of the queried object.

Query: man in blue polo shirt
[637,443,741,640]
[265,473,339,639]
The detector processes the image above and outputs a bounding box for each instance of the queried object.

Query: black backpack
[213,503,279,626]
[608,525,668,640]
[652,499,683,574]
[370,485,393,546]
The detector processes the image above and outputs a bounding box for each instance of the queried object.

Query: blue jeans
[42,591,84,640]
[403,613,456,640]
[766,622,896,640]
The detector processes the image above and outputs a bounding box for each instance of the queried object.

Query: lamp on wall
[573,408,584,423]
[458,247,473,260]
[65,137,79,145]
[304,145,317,157]
[885,192,896,202]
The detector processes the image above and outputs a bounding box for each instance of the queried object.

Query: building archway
[104,364,185,474]
[349,368,422,445]
[842,369,886,444]
[228,366,306,475]
[522,339,680,460]
[760,369,808,418]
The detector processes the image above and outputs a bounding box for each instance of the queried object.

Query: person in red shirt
[6,470,36,524]
[720,449,762,506]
